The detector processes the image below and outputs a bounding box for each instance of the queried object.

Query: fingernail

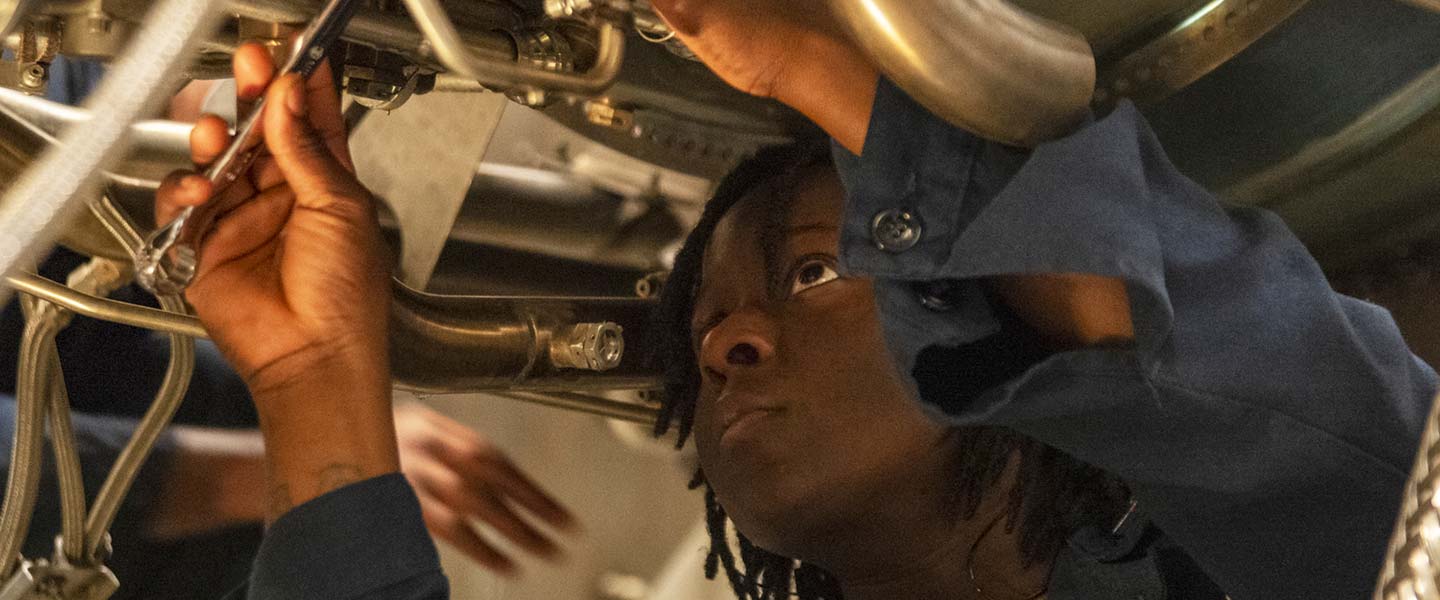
[285,77,306,117]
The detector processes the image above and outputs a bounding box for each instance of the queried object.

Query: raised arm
[155,44,445,599]
[652,2,1438,597]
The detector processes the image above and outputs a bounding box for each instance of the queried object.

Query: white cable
[0,0,230,299]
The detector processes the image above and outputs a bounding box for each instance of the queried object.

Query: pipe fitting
[551,322,625,372]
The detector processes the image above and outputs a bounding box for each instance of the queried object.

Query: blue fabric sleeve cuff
[249,473,442,600]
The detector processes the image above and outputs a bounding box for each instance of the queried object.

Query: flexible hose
[1373,391,1440,599]
[45,342,87,565]
[0,297,63,574]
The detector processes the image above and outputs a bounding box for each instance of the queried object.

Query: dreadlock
[651,140,1128,600]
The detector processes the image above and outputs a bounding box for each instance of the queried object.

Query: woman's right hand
[155,42,399,517]
[648,0,879,152]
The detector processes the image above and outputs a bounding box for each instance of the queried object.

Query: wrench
[135,0,363,295]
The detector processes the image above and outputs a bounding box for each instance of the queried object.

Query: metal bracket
[0,540,118,600]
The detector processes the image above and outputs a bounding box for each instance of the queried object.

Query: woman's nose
[699,312,776,380]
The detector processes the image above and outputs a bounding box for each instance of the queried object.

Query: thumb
[262,73,364,208]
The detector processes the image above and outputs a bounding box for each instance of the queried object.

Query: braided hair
[652,141,1127,600]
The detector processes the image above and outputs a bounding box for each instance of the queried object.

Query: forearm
[248,353,399,522]
[774,33,878,156]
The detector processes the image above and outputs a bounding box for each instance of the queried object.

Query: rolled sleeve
[830,77,1438,599]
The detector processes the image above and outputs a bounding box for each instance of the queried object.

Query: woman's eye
[788,259,840,296]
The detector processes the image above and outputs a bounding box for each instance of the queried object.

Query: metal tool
[134,0,362,295]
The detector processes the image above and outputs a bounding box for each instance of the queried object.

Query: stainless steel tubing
[3,273,209,340]
[390,282,662,393]
[1373,391,1440,599]
[230,0,517,70]
[825,0,1095,147]
[83,294,194,561]
[493,391,659,425]
[400,0,626,96]
[0,0,230,293]
[0,299,63,575]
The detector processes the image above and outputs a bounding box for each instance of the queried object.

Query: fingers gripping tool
[135,0,362,295]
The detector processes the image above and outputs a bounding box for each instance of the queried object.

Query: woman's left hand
[396,404,579,576]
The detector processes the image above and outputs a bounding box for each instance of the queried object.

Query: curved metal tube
[493,391,659,425]
[391,282,662,393]
[3,273,209,339]
[230,0,518,71]
[826,0,1095,147]
[400,0,626,96]
[1094,0,1310,107]
[83,294,194,561]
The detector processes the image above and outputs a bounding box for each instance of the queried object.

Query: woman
[156,0,1437,598]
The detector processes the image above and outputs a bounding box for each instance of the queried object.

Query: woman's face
[690,168,957,557]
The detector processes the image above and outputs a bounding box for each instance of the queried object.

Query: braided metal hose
[1374,390,1440,599]
[0,297,65,574]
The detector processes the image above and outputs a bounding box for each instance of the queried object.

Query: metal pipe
[3,273,209,339]
[1,272,668,391]
[83,294,194,561]
[400,0,626,96]
[492,391,659,425]
[390,281,662,393]
[0,0,230,301]
[230,0,517,70]
[0,90,193,262]
[825,0,1095,147]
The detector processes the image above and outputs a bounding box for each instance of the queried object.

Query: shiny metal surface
[230,0,518,70]
[0,0,24,40]
[0,0,229,300]
[390,282,662,393]
[826,0,1095,147]
[3,273,209,339]
[137,0,365,296]
[402,0,625,96]
[549,322,626,372]
[350,91,509,288]
[1095,0,1311,106]
[1227,61,1440,209]
[493,391,658,425]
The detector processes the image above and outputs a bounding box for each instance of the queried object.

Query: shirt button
[871,208,923,252]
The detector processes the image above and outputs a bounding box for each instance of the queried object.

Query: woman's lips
[718,393,783,447]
